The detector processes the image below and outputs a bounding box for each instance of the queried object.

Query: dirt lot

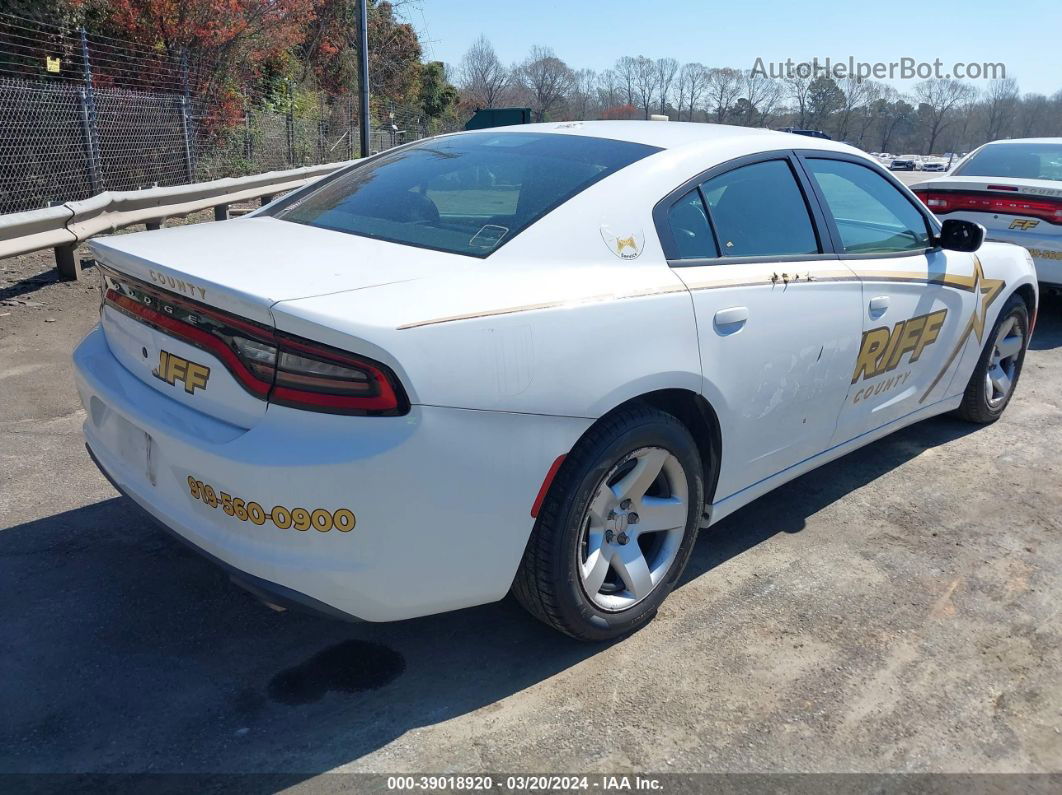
[1,213,1060,783]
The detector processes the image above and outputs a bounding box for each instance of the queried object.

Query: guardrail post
[146,221,161,230]
[214,204,228,222]
[55,244,81,281]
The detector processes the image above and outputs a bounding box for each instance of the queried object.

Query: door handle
[868,296,890,317]
[714,306,749,332]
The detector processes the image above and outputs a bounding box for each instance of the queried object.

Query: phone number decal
[186,476,356,533]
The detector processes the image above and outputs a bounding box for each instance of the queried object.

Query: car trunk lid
[90,217,463,427]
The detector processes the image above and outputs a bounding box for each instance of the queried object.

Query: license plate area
[109,408,158,486]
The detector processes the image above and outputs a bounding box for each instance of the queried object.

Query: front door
[659,153,864,502]
[796,155,979,444]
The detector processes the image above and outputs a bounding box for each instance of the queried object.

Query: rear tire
[956,293,1029,424]
[512,404,705,641]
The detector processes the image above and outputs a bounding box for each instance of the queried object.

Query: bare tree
[515,45,576,122]
[597,68,621,110]
[632,56,657,119]
[756,77,784,127]
[835,76,872,141]
[456,34,510,109]
[1017,93,1051,137]
[853,81,886,147]
[983,78,1018,140]
[614,56,638,106]
[914,78,975,153]
[654,57,679,116]
[676,63,709,122]
[705,67,741,123]
[785,73,814,128]
[739,70,781,127]
[571,68,597,120]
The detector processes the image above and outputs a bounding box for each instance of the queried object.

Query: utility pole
[357,0,370,157]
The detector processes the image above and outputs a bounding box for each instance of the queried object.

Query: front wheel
[512,405,705,641]
[956,293,1029,423]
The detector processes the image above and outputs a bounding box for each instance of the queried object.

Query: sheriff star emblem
[919,256,1006,403]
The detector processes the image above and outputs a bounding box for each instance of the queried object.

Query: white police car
[913,138,1062,286]
[74,122,1037,640]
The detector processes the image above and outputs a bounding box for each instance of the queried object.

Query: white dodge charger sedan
[74,122,1038,640]
[912,138,1062,287]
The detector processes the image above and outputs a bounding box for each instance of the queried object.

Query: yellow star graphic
[966,256,1006,345]
[919,255,1006,404]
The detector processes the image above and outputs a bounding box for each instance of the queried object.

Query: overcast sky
[412,0,1062,96]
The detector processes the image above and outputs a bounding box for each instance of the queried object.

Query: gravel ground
[0,209,1060,783]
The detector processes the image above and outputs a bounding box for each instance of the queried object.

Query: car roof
[981,138,1062,145]
[450,120,854,155]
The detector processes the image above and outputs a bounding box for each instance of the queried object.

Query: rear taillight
[101,270,407,415]
[912,189,1062,224]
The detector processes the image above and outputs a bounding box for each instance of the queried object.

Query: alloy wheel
[577,446,689,612]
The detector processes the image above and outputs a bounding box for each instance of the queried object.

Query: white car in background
[74,122,1037,640]
[912,138,1062,286]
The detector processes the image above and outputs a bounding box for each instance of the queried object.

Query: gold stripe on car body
[398,259,1005,330]
[396,285,688,330]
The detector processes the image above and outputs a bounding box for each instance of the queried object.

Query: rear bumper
[989,236,1062,286]
[85,442,357,621]
[74,324,591,622]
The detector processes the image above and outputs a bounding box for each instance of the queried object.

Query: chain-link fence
[0,13,463,216]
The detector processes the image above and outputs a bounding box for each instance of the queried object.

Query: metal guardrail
[0,160,351,279]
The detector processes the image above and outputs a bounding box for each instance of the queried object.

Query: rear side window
[702,160,820,257]
[954,142,1062,181]
[667,189,718,259]
[272,132,659,257]
[806,159,931,254]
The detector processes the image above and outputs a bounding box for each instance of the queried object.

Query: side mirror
[936,218,985,252]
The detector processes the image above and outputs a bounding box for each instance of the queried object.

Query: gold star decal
[919,256,1006,404]
[965,256,1006,345]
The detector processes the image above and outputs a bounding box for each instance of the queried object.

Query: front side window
[272,132,659,257]
[806,159,931,254]
[701,160,820,257]
[954,142,1062,182]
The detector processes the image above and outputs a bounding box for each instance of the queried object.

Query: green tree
[807,75,843,129]
[417,60,457,121]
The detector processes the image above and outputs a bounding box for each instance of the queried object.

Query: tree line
[455,35,1062,155]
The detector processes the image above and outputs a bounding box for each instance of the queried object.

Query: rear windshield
[954,142,1062,182]
[272,132,660,257]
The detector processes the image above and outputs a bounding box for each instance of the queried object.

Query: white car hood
[89,216,472,324]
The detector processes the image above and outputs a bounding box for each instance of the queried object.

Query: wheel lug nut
[604,529,614,543]
[628,512,639,524]
[620,499,631,510]
[617,532,629,545]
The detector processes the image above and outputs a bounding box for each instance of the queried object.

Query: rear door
[657,151,864,501]
[798,153,978,443]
